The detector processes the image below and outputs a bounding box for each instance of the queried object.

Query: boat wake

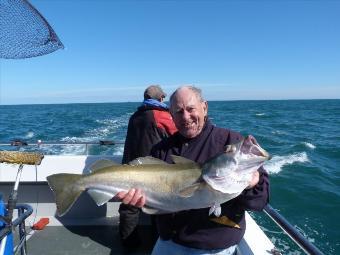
[264,152,309,174]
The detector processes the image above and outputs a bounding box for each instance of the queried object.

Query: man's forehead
[173,90,199,103]
[172,95,199,108]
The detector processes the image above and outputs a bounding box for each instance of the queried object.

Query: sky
[0,0,340,105]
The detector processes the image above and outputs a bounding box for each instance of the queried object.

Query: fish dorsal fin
[87,189,114,206]
[89,159,118,172]
[171,155,196,164]
[128,156,167,166]
[178,182,201,197]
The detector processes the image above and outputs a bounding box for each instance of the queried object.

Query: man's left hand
[115,188,146,208]
[246,171,260,189]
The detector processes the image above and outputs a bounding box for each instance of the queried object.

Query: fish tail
[47,173,84,217]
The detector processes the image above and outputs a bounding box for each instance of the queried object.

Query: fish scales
[82,164,201,194]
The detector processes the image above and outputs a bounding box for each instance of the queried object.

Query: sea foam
[113,145,124,156]
[302,142,316,149]
[25,131,35,139]
[264,152,309,174]
[255,113,266,116]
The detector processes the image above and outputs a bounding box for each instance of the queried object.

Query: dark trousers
[119,203,158,246]
[119,203,141,241]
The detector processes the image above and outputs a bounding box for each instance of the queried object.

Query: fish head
[236,135,271,175]
[202,135,270,193]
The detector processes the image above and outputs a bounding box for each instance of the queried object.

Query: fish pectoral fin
[89,159,118,172]
[142,205,167,215]
[210,216,240,229]
[178,183,201,198]
[171,155,197,165]
[128,156,168,166]
[87,189,114,206]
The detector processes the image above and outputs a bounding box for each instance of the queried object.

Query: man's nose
[182,110,190,119]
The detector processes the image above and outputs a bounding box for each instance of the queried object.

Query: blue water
[1,100,339,254]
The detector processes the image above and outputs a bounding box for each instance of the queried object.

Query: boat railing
[263,204,323,255]
[0,140,125,155]
[0,204,33,255]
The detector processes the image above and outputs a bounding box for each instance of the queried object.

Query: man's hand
[246,171,260,189]
[115,188,146,208]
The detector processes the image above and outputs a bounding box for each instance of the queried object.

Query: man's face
[170,88,208,138]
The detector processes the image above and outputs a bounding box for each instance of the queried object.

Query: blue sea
[1,100,339,254]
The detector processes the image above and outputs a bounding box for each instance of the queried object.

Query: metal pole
[263,204,323,255]
[17,207,27,255]
[6,165,24,224]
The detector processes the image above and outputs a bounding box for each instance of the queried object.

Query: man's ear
[203,101,208,116]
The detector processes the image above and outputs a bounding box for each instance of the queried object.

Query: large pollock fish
[47,135,270,217]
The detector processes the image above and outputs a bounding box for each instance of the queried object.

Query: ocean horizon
[1,98,340,107]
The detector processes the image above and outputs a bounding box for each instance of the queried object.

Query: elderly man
[117,86,269,255]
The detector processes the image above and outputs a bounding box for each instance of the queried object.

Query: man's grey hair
[169,86,205,107]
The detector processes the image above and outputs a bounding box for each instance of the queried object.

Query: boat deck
[25,225,155,255]
[17,212,275,255]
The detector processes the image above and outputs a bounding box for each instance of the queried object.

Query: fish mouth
[241,135,270,159]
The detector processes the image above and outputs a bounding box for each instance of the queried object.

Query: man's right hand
[115,188,146,208]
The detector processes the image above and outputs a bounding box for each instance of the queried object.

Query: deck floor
[25,225,155,255]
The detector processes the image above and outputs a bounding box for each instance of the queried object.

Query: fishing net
[0,0,64,59]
